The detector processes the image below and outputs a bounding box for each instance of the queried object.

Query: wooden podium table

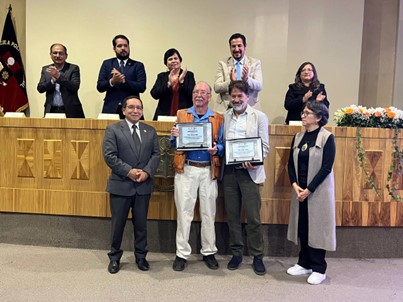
[0,118,402,226]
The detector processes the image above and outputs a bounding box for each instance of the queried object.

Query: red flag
[0,6,28,113]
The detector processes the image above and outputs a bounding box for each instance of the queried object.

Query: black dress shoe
[227,255,243,270]
[136,258,150,271]
[172,256,187,271]
[253,256,266,276]
[108,260,120,274]
[203,255,219,270]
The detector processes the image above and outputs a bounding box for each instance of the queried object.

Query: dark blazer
[103,120,160,196]
[97,58,146,114]
[284,83,329,124]
[150,70,195,120]
[37,62,85,118]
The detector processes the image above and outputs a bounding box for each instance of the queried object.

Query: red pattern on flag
[0,6,29,113]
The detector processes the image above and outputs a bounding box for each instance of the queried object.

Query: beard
[232,52,242,59]
[232,103,247,113]
[116,51,129,60]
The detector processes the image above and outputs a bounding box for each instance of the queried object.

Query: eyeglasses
[51,51,66,55]
[192,90,210,96]
[125,105,143,110]
[300,110,315,117]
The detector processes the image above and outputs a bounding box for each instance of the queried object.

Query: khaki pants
[174,165,218,259]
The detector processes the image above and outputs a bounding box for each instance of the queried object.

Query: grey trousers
[223,167,264,257]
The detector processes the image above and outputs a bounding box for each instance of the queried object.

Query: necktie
[236,61,242,80]
[132,124,141,153]
[53,83,64,106]
[120,60,125,73]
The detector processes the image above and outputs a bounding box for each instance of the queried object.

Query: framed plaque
[176,122,212,151]
[225,137,263,165]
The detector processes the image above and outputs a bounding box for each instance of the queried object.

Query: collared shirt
[125,119,141,141]
[171,106,224,162]
[52,83,64,106]
[227,107,248,140]
[118,58,128,68]
[51,64,64,107]
[233,57,245,67]
[233,58,245,81]
[109,59,129,87]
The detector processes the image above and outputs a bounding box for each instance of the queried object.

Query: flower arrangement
[334,105,403,128]
[334,105,403,201]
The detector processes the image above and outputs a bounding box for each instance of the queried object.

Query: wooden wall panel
[14,189,44,213]
[336,127,403,226]
[70,140,90,180]
[342,201,363,226]
[17,139,35,178]
[0,188,14,211]
[0,118,402,227]
[43,140,62,178]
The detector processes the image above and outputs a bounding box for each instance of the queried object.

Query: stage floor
[1,243,402,302]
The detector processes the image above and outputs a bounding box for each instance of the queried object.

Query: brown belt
[185,160,210,168]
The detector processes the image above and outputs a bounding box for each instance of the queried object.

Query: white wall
[25,0,364,123]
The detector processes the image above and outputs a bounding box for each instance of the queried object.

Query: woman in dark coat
[284,62,329,124]
[150,48,195,120]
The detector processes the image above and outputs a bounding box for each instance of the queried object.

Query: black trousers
[50,105,66,113]
[108,193,150,261]
[297,198,327,274]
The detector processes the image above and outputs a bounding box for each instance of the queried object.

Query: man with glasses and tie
[97,34,146,119]
[214,33,263,113]
[37,43,85,118]
[103,96,160,274]
[170,81,224,271]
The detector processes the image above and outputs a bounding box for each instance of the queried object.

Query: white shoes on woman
[307,272,326,285]
[287,264,326,285]
[286,264,312,276]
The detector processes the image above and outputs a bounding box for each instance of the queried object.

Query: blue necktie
[236,61,242,80]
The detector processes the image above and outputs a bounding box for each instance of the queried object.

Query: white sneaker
[287,264,313,276]
[307,272,326,285]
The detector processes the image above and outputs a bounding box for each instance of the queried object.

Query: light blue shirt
[52,83,64,106]
[170,106,224,162]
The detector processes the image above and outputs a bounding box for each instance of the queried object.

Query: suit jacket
[223,105,269,184]
[284,83,329,124]
[214,55,263,112]
[37,62,85,118]
[97,58,147,114]
[150,69,195,120]
[103,120,161,196]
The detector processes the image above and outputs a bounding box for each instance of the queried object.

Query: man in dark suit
[102,95,160,274]
[37,43,85,118]
[97,34,146,119]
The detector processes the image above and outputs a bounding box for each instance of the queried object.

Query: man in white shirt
[222,80,269,276]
